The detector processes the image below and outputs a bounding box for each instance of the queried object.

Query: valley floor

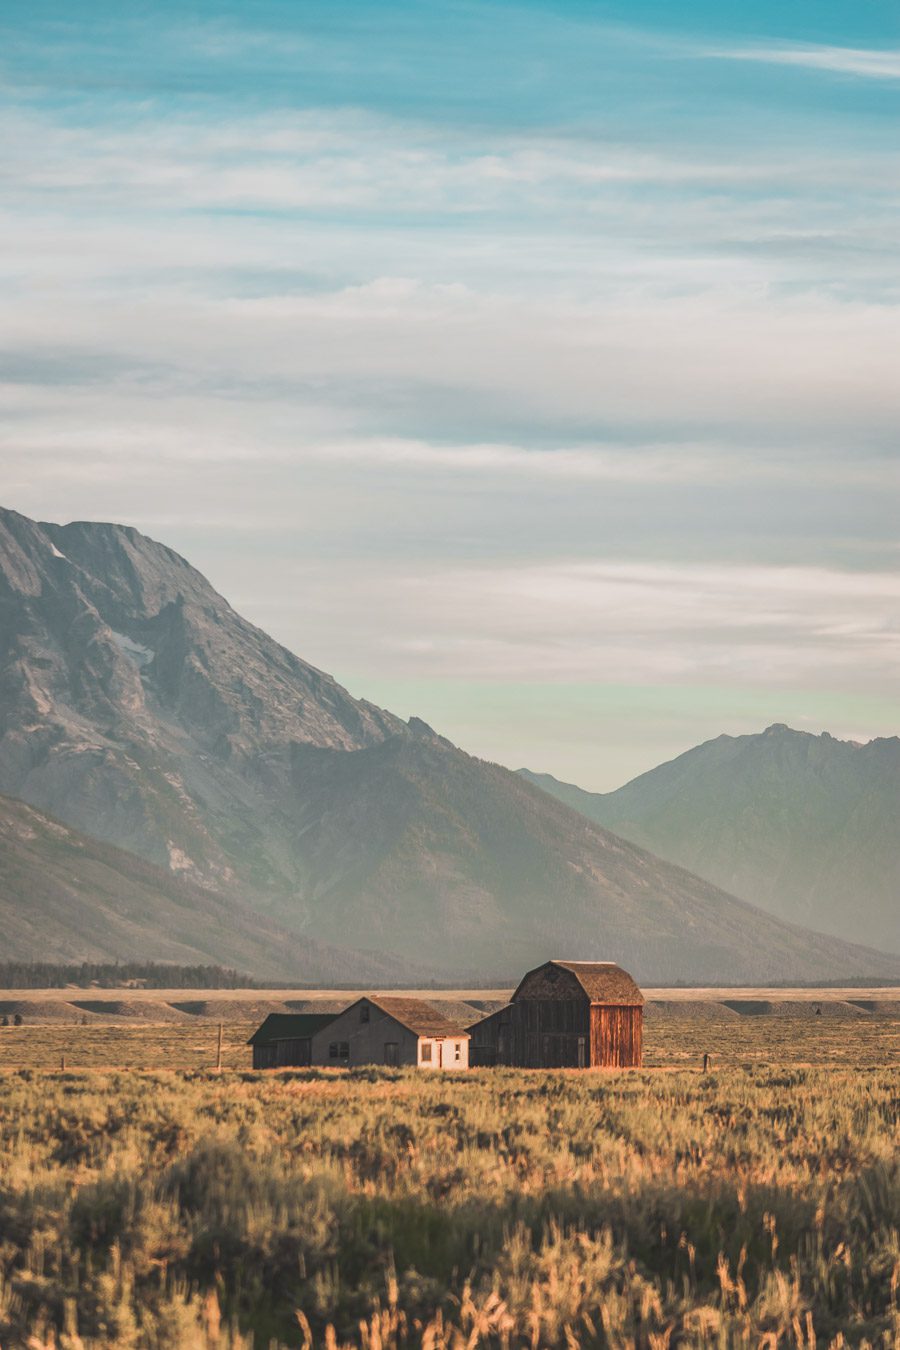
[0,1007,898,1347]
[1,988,897,1073]
[0,1008,898,1073]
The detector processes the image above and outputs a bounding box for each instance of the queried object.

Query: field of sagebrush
[2,1005,898,1073]
[0,1064,897,1349]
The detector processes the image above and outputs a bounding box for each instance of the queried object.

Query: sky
[1,0,898,789]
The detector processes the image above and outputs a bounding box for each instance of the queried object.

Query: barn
[247,1012,338,1068]
[308,995,470,1069]
[467,959,643,1068]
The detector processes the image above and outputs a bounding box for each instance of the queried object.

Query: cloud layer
[1,0,897,785]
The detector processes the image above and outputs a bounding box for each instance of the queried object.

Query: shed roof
[514,960,644,1006]
[466,1005,512,1035]
[247,1012,338,1046]
[365,996,471,1038]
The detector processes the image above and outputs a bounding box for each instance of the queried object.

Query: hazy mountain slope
[521,725,900,952]
[0,791,416,981]
[284,728,900,983]
[2,504,898,983]
[0,505,403,897]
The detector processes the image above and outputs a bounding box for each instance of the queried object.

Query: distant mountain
[2,505,898,984]
[283,728,900,982]
[0,505,403,900]
[521,724,900,953]
[0,791,415,982]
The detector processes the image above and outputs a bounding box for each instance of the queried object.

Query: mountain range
[0,791,414,983]
[521,725,899,954]
[1,504,897,984]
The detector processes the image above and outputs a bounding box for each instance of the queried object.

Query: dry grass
[1,1007,897,1347]
[1,1009,897,1073]
[643,1012,900,1071]
[3,984,898,1005]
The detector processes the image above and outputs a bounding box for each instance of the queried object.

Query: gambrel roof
[513,960,644,1006]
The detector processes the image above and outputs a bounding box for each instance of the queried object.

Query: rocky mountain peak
[0,506,406,889]
[521,723,900,953]
[3,506,897,983]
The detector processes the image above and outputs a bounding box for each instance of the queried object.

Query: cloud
[1,1,898,786]
[0,106,863,218]
[708,43,900,81]
[227,557,900,696]
[3,269,898,455]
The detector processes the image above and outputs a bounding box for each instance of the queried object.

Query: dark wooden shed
[468,960,643,1068]
[247,1012,338,1068]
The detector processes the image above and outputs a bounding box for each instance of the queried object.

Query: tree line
[0,962,258,989]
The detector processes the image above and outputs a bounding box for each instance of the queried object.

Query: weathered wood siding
[468,1007,512,1066]
[309,1002,420,1067]
[252,1038,313,1069]
[470,996,643,1068]
[590,1005,642,1068]
[512,996,591,1067]
[307,999,470,1069]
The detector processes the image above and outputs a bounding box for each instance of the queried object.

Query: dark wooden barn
[247,1012,337,1068]
[467,960,643,1068]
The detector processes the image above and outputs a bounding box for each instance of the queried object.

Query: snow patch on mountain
[110,631,155,668]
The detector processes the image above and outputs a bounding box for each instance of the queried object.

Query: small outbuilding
[247,1012,338,1069]
[309,995,470,1069]
[468,959,643,1068]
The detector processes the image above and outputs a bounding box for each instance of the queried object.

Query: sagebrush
[0,1060,898,1348]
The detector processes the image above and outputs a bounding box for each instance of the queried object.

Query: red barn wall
[590,1005,643,1068]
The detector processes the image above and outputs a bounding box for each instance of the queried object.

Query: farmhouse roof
[366,995,471,1038]
[514,960,644,1006]
[247,1012,338,1046]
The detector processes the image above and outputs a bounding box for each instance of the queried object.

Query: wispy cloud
[1,0,898,778]
[7,106,890,220]
[235,557,900,691]
[708,43,900,80]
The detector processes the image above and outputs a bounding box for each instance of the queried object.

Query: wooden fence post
[216,1022,223,1071]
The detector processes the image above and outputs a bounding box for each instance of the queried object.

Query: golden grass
[3,984,898,1003]
[1,1055,898,1348]
[1,1009,897,1073]
[1,1011,897,1347]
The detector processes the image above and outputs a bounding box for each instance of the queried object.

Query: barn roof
[247,1012,338,1046]
[466,1005,512,1035]
[514,960,644,1006]
[366,996,471,1038]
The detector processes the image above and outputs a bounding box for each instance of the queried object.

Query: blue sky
[2,0,898,786]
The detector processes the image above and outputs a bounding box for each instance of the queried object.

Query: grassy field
[0,1006,898,1073]
[0,1006,898,1348]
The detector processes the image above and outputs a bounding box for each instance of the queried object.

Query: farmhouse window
[454,1042,461,1062]
[329,1042,350,1060]
[420,1042,432,1062]
[360,1004,370,1023]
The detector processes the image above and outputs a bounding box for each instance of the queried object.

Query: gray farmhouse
[249,996,470,1069]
